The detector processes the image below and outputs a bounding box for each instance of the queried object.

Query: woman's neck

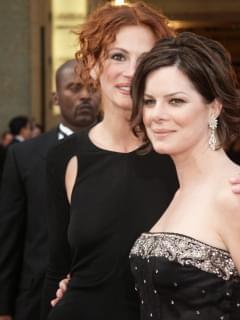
[90,113,142,153]
[172,146,233,190]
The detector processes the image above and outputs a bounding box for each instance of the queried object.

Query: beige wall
[0,0,52,132]
[0,0,239,133]
[0,0,32,132]
[30,0,52,130]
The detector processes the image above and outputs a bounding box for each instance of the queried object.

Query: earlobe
[90,64,98,80]
[208,99,221,151]
[210,98,222,119]
[52,92,59,105]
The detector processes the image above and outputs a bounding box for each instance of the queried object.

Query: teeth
[119,86,130,92]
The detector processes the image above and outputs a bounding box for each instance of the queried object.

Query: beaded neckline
[130,232,240,281]
[143,231,229,254]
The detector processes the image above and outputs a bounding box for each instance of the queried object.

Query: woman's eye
[169,98,185,105]
[143,98,155,106]
[110,53,126,61]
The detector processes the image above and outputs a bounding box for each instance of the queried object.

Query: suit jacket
[0,145,7,183]
[0,128,58,320]
[9,137,22,145]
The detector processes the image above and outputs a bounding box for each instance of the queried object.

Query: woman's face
[99,25,156,112]
[143,65,220,156]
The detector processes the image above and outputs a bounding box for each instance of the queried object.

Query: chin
[76,117,95,127]
[117,97,132,110]
[151,143,171,155]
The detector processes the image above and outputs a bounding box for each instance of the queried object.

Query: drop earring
[208,117,218,151]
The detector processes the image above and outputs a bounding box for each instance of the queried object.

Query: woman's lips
[116,83,131,95]
[152,129,176,137]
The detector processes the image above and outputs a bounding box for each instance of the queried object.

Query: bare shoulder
[65,156,78,203]
[215,166,240,270]
[214,164,240,236]
[216,168,240,218]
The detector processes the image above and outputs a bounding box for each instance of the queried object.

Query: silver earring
[208,117,218,151]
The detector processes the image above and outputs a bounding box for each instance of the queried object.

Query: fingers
[51,275,71,307]
[59,278,69,292]
[56,288,64,299]
[229,176,240,194]
[232,185,240,194]
[229,176,240,184]
[51,297,60,307]
[51,288,63,306]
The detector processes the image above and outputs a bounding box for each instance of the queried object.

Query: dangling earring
[208,117,218,151]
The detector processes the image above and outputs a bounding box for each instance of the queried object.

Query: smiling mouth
[116,85,131,95]
[152,130,175,137]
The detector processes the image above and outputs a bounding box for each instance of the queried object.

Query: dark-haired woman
[130,32,240,320]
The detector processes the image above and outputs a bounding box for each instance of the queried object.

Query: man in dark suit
[0,60,99,320]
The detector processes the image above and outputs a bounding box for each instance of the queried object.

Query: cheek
[101,63,118,81]
[142,108,151,127]
[183,111,207,129]
[62,97,72,106]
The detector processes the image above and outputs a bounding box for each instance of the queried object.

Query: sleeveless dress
[130,232,240,320]
[41,128,178,320]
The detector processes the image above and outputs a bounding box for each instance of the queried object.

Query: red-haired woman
[41,3,240,320]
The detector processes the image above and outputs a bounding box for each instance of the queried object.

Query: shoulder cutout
[65,156,78,203]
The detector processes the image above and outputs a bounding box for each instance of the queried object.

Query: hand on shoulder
[216,179,240,271]
[229,174,240,194]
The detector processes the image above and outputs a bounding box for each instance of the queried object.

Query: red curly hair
[75,1,174,88]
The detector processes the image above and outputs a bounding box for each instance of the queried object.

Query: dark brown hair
[131,32,240,149]
[74,1,174,88]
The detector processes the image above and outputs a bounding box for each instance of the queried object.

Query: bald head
[54,59,99,132]
[55,59,78,91]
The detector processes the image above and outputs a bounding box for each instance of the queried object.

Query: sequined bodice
[129,232,240,320]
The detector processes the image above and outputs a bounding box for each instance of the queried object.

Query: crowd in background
[0,116,44,183]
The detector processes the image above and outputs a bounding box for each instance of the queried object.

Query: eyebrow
[144,91,187,98]
[144,93,154,98]
[108,47,128,54]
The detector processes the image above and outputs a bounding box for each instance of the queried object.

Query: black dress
[41,128,178,320]
[130,232,240,320]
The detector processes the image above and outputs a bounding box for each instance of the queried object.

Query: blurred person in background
[0,132,13,183]
[0,59,99,320]
[8,116,32,145]
[1,132,13,147]
[31,123,44,138]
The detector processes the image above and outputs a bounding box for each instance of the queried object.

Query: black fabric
[42,128,178,320]
[0,129,58,319]
[9,138,21,145]
[0,145,7,184]
[130,233,240,320]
